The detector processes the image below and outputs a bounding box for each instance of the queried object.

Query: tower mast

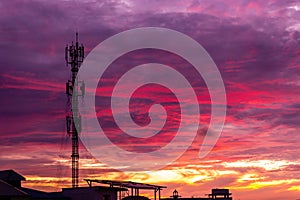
[65,32,85,188]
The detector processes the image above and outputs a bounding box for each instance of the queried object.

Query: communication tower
[65,32,85,188]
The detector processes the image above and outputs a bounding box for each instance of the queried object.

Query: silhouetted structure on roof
[170,189,181,200]
[163,189,232,200]
[208,189,231,199]
[84,179,166,200]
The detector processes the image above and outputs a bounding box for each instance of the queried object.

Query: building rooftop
[84,179,166,200]
[21,187,69,199]
[0,169,26,181]
[84,179,166,190]
[62,185,128,191]
[0,179,28,197]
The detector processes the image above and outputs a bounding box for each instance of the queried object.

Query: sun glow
[222,160,297,171]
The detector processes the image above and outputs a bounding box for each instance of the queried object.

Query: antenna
[65,32,85,188]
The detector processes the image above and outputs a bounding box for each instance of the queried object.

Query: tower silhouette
[65,32,85,188]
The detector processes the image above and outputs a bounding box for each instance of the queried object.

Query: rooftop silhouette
[0,169,233,200]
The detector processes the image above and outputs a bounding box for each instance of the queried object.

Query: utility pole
[65,32,85,188]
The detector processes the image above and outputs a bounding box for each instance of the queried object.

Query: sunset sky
[1,0,300,200]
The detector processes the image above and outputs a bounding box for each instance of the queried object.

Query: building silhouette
[162,188,232,200]
[0,170,233,200]
[0,170,124,200]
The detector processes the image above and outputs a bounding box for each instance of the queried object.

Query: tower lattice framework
[65,32,85,188]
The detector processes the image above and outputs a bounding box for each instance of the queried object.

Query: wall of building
[63,187,118,200]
